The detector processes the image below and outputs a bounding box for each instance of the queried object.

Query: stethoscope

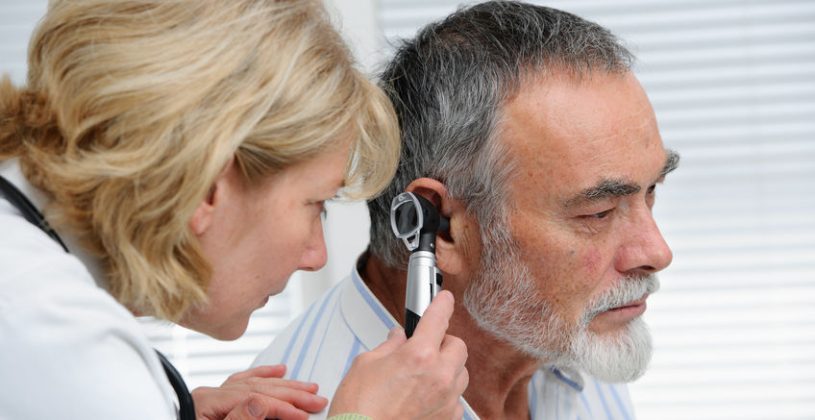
[0,175,196,420]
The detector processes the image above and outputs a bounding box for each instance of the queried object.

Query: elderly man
[254,2,678,419]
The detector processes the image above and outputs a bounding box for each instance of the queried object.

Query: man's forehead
[501,73,655,149]
[498,71,663,190]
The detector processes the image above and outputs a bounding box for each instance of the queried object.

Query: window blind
[378,1,815,419]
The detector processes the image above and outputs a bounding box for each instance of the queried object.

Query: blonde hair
[0,0,399,321]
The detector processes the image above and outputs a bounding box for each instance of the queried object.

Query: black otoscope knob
[413,195,449,252]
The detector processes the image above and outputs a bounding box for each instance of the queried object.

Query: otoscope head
[413,195,447,252]
[390,192,450,252]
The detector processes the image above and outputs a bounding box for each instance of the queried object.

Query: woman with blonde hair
[0,1,468,419]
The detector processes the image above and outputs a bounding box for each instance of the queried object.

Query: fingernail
[247,399,262,417]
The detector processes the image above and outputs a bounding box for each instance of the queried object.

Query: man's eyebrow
[563,149,680,209]
[661,149,680,179]
[564,179,641,208]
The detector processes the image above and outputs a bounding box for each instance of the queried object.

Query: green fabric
[327,414,372,420]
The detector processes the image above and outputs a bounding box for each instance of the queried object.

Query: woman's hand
[329,290,469,419]
[192,364,328,420]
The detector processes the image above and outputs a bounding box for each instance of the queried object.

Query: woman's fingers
[222,395,310,420]
[224,366,320,394]
[370,326,407,355]
[247,377,320,394]
[255,385,328,412]
[224,364,287,383]
[193,366,327,420]
[409,290,455,349]
[440,334,468,376]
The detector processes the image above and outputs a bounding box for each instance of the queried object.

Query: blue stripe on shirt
[593,380,613,419]
[580,389,594,418]
[308,294,342,382]
[564,384,574,419]
[291,285,341,379]
[607,384,631,420]
[281,299,320,366]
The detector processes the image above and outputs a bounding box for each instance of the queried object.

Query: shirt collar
[339,260,395,351]
[550,366,585,392]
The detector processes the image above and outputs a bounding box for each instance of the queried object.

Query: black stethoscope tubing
[0,175,68,252]
[156,350,197,420]
[0,174,196,420]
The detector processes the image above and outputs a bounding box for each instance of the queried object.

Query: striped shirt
[252,265,636,420]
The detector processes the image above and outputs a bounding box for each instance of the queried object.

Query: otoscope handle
[404,251,443,338]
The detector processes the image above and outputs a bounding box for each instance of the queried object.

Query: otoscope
[390,192,450,338]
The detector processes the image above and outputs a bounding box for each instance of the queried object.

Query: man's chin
[570,317,654,383]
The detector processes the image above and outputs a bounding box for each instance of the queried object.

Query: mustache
[581,274,660,325]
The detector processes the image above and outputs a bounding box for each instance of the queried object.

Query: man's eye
[582,208,613,220]
[593,209,613,219]
[646,184,658,208]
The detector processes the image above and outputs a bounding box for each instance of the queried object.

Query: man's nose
[616,208,673,275]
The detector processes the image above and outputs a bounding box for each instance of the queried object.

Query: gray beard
[462,227,659,383]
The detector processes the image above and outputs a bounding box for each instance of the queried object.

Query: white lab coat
[0,159,177,419]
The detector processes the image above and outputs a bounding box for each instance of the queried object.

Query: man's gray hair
[368,1,634,268]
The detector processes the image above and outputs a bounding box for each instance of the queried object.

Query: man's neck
[362,253,541,420]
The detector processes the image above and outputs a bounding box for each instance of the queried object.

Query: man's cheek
[582,247,603,276]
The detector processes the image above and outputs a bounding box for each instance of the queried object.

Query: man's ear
[189,158,235,236]
[404,178,478,276]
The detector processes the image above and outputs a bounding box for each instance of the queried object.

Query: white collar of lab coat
[0,158,108,289]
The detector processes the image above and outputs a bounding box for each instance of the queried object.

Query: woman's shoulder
[0,208,177,419]
[0,205,107,303]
